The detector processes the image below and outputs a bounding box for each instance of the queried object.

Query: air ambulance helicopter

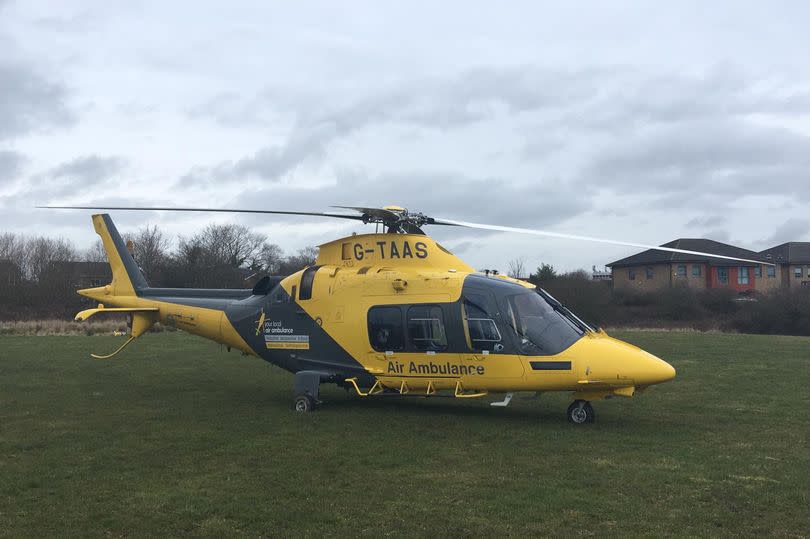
[43,205,768,423]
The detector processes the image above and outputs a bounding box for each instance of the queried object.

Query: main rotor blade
[38,206,367,221]
[434,218,772,266]
[331,206,401,222]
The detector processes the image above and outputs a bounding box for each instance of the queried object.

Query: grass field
[1,331,808,537]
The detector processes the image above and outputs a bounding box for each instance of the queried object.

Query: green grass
[1,331,808,537]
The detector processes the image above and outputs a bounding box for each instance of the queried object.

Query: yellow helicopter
[43,205,767,423]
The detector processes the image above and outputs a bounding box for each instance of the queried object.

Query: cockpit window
[499,291,583,356]
[462,294,503,351]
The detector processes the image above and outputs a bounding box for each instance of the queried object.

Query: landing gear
[292,371,323,413]
[293,394,316,413]
[567,400,595,424]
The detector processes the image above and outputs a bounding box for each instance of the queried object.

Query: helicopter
[42,205,769,423]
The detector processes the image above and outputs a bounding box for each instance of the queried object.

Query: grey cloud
[761,218,810,245]
[4,155,127,210]
[584,119,810,209]
[180,125,334,184]
[181,66,606,183]
[184,64,810,196]
[0,62,75,140]
[0,150,25,186]
[217,66,603,130]
[215,167,591,232]
[687,215,727,228]
[233,126,335,179]
[191,64,810,136]
[186,92,288,128]
[0,153,124,236]
[49,155,125,182]
[703,229,731,243]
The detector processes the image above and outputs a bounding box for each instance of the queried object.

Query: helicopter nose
[632,351,676,386]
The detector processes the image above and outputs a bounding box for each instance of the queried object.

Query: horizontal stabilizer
[75,306,159,322]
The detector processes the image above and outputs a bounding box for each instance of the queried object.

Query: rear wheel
[293,394,316,413]
[567,400,595,424]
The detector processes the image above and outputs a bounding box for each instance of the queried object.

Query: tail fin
[78,214,148,300]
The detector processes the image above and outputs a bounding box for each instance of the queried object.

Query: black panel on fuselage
[224,285,374,384]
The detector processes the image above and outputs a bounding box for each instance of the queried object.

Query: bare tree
[254,242,284,274]
[83,239,107,263]
[0,233,26,269]
[126,225,170,280]
[196,223,267,268]
[26,237,77,282]
[277,246,319,275]
[507,257,526,279]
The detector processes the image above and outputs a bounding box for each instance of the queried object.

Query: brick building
[759,242,810,288]
[607,239,779,293]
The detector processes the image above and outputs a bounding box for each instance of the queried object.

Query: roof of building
[607,238,765,268]
[759,242,810,264]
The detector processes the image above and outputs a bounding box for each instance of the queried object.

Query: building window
[807,267,810,278]
[717,267,728,284]
[629,269,636,281]
[767,266,776,278]
[754,266,762,278]
[692,265,701,277]
[738,267,749,285]
[646,267,654,279]
[795,267,802,279]
[407,305,447,351]
[368,306,404,351]
[677,264,686,277]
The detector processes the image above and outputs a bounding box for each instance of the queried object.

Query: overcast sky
[2,1,809,273]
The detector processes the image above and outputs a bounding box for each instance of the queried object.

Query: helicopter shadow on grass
[177,383,690,439]
[252,386,685,430]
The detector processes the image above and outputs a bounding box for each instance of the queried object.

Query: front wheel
[293,394,316,413]
[567,400,595,424]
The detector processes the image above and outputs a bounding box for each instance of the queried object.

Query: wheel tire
[567,400,595,424]
[293,394,316,413]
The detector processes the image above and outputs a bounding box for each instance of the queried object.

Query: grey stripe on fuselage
[140,288,254,309]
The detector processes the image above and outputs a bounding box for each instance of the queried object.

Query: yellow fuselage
[79,216,676,402]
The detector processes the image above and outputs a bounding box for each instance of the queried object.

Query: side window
[462,295,502,351]
[629,269,635,281]
[299,265,320,300]
[407,305,447,351]
[368,306,404,351]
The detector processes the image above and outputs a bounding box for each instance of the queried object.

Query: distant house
[759,242,810,288]
[591,266,612,282]
[607,239,776,293]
